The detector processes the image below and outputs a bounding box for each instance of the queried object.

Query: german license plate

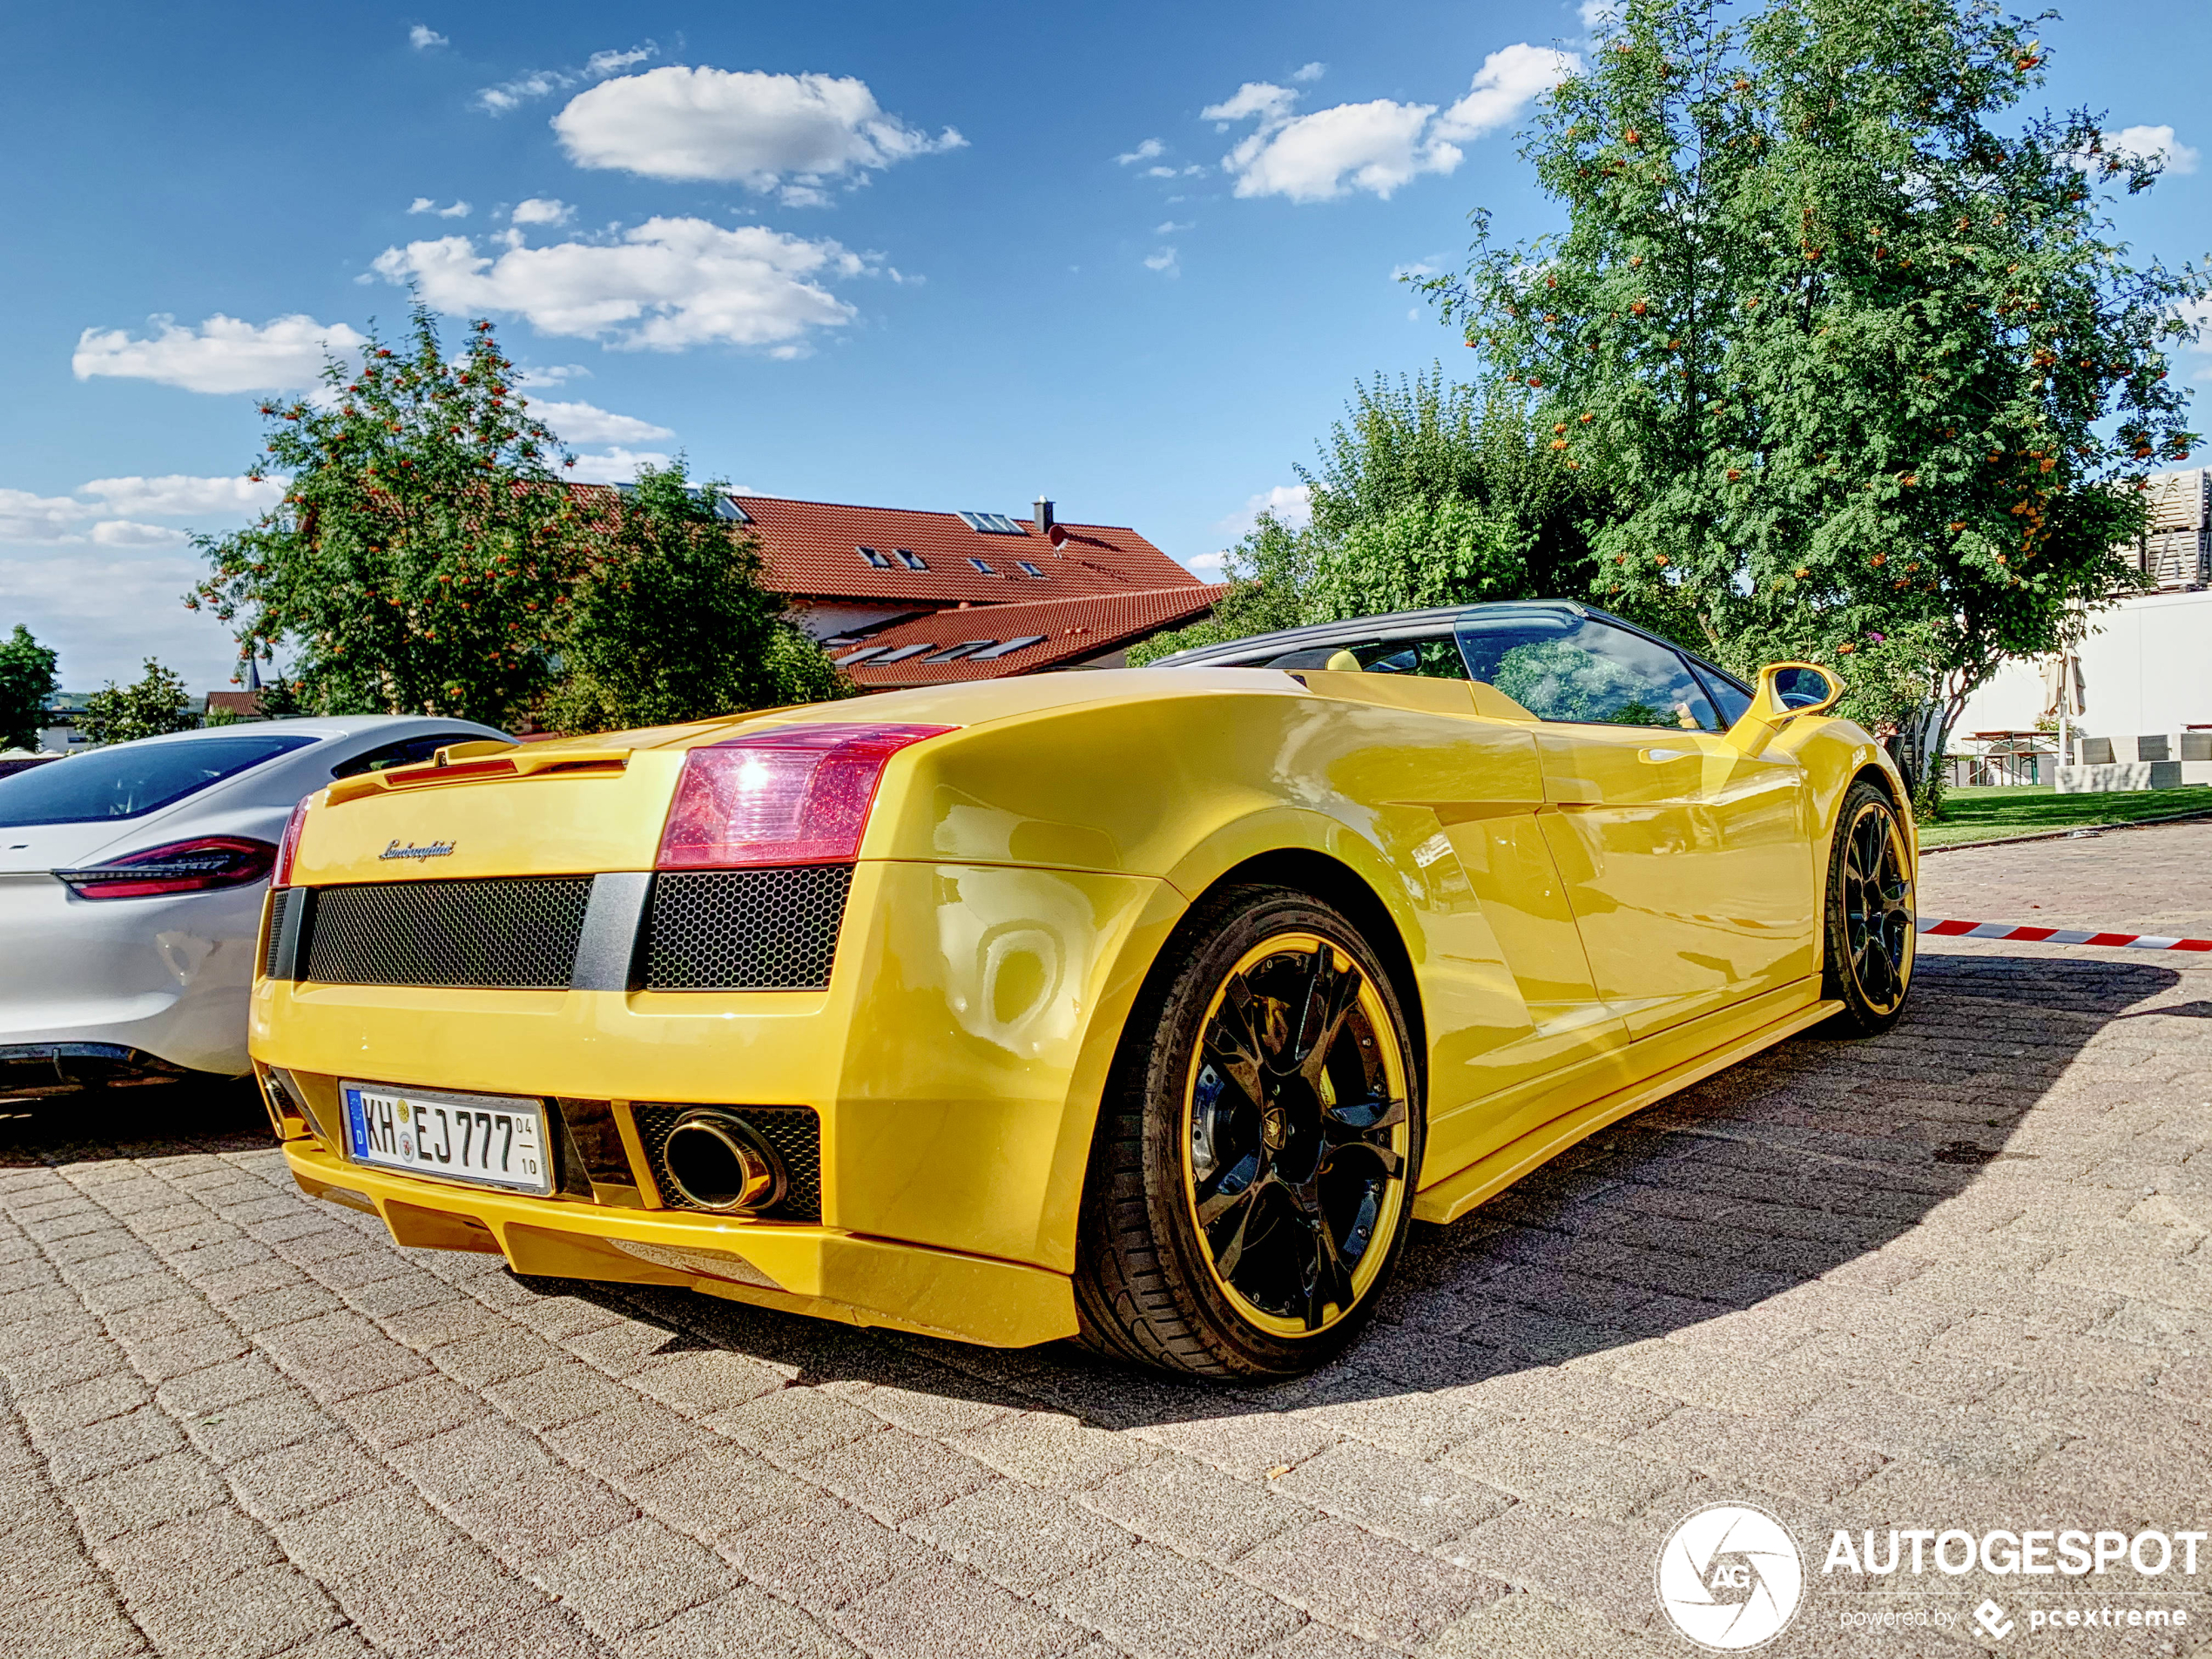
[340,1082,552,1195]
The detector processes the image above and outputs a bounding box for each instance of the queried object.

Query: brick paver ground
[1,825,2208,1657]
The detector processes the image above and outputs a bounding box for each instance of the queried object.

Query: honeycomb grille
[643,866,852,990]
[302,877,593,988]
[263,887,299,980]
[631,1104,822,1223]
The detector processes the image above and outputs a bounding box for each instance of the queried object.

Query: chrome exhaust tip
[661,1111,787,1213]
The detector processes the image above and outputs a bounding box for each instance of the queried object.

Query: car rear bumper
[0,873,262,1077]
[253,860,1186,1336]
[280,1132,1079,1346]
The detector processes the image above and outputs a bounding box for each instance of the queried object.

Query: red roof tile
[566,486,1202,607]
[836,585,1229,688]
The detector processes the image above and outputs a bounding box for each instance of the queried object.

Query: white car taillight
[57,836,280,900]
[656,724,955,870]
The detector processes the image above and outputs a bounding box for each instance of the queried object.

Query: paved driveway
[2,825,2208,1658]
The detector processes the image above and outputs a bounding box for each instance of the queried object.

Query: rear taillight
[657,723,955,870]
[273,799,312,889]
[57,836,279,900]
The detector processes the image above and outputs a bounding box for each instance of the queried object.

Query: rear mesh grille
[263,888,299,980]
[644,867,852,990]
[631,1103,822,1223]
[303,877,593,989]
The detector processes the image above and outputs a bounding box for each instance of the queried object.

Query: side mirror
[1766,663,1844,715]
[1726,661,1845,753]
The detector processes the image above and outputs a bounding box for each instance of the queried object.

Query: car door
[1454,610,1817,1042]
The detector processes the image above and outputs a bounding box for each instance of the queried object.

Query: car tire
[1817,779,1916,1037]
[1073,884,1424,1379]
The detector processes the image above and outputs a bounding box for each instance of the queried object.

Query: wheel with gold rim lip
[1075,886,1423,1379]
[1819,780,1915,1035]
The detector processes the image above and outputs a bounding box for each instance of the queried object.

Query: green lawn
[1917,783,2212,847]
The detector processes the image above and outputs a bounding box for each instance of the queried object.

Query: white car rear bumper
[0,872,265,1080]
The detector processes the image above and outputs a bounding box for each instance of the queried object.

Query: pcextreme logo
[1657,1503,1805,1650]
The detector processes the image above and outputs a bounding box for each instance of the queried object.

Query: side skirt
[1411,993,1845,1224]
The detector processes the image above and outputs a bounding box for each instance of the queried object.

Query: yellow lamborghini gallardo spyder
[253,601,1915,1378]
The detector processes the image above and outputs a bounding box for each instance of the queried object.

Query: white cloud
[1206,45,1578,203]
[90,521,189,548]
[585,46,654,77]
[0,474,285,551]
[1291,62,1326,84]
[78,475,287,516]
[409,24,448,50]
[474,41,658,115]
[510,197,573,226]
[71,314,367,395]
[563,447,674,482]
[1224,98,1450,202]
[530,398,675,444]
[1116,138,1164,165]
[408,196,471,218]
[1219,483,1313,536]
[0,544,241,689]
[0,489,90,544]
[1433,45,1581,142]
[1143,247,1179,275]
[551,66,965,201]
[372,218,866,353]
[1203,82,1301,130]
[2107,124,2199,176]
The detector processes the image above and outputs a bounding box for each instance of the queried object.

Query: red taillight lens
[273,799,312,889]
[57,836,280,900]
[657,723,955,870]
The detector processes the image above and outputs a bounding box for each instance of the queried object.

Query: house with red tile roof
[572,485,1225,685]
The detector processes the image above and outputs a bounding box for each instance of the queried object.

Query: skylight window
[857,546,892,570]
[956,510,1027,536]
[967,557,995,574]
[971,636,1049,660]
[896,550,927,570]
[874,644,934,664]
[1016,560,1046,578]
[925,641,995,663]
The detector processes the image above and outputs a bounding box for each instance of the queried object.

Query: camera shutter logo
[1656,1502,1804,1650]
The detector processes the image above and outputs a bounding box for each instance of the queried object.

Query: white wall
[1957,588,2212,741]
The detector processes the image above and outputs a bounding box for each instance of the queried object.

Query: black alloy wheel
[1075,885,1422,1379]
[1820,779,1916,1035]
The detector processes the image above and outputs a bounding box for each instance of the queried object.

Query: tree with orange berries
[1420,0,2207,791]
[190,307,581,727]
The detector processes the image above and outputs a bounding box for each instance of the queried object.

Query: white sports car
[0,717,508,1096]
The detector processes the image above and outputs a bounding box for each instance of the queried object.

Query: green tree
[1134,369,1608,664]
[1420,0,2207,789]
[81,659,195,746]
[1301,368,1602,611]
[0,625,58,752]
[544,462,849,734]
[190,307,581,727]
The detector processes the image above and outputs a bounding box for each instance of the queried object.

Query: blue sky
[3,1,2207,693]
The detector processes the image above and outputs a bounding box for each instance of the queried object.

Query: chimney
[1034,496,1055,535]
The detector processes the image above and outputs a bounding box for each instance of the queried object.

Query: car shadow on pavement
[521,948,2188,1433]
[0,951,2181,1438]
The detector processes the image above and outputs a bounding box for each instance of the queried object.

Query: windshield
[0,735,316,827]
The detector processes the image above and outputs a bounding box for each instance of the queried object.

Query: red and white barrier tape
[1916,917,2212,952]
